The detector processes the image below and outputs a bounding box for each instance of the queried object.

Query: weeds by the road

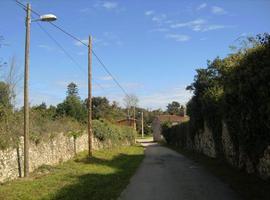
[0,145,144,200]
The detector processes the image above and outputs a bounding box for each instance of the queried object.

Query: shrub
[162,121,189,148]
[93,119,136,145]
[185,33,270,167]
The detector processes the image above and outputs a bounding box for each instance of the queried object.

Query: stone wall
[189,122,270,179]
[221,122,237,166]
[193,122,217,158]
[0,133,117,183]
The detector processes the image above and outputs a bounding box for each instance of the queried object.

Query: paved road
[119,139,239,200]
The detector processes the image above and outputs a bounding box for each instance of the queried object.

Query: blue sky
[0,0,270,109]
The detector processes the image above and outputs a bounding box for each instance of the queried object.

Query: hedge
[182,33,270,168]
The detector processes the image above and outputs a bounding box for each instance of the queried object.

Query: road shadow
[49,152,144,200]
[139,141,154,144]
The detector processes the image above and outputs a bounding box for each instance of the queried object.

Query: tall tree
[123,94,139,118]
[92,97,110,119]
[5,56,22,107]
[166,101,181,115]
[67,82,79,97]
[0,81,11,108]
[179,105,185,116]
[56,82,86,122]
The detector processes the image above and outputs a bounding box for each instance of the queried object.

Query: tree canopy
[186,33,270,165]
[166,101,181,115]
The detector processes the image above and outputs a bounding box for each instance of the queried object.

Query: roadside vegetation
[0,79,156,150]
[162,33,270,173]
[0,82,138,149]
[0,145,144,200]
[0,42,186,149]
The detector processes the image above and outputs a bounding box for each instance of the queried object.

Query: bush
[0,104,136,150]
[93,119,136,145]
[162,121,189,148]
[185,33,270,167]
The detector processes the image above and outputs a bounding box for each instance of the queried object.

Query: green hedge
[162,121,189,148]
[0,114,136,150]
[184,33,270,167]
[93,119,136,145]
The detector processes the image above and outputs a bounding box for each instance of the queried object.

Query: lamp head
[40,14,57,22]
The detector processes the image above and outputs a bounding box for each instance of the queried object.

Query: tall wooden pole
[141,112,144,138]
[133,106,136,130]
[23,3,31,177]
[88,36,93,157]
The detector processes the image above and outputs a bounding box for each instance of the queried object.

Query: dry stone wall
[0,132,119,183]
[190,122,270,179]
[193,122,217,158]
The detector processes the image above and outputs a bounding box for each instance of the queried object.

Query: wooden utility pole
[141,112,144,138]
[88,36,93,157]
[23,3,31,177]
[133,106,136,130]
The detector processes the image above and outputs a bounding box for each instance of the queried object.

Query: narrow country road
[119,138,239,200]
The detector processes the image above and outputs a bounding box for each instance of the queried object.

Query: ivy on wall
[164,33,270,169]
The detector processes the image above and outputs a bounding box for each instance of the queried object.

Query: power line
[92,50,129,96]
[36,22,106,92]
[49,22,88,47]
[15,0,130,98]
[15,0,88,47]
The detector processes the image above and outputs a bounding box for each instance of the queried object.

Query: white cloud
[200,37,207,41]
[38,44,52,51]
[202,25,226,31]
[74,39,88,47]
[197,3,207,11]
[151,14,167,24]
[79,8,90,13]
[149,28,169,32]
[211,6,227,15]
[123,82,144,90]
[139,86,192,109]
[93,37,109,46]
[102,1,118,10]
[170,19,206,29]
[98,86,191,110]
[166,34,190,42]
[55,80,88,89]
[145,10,155,16]
[170,18,233,32]
[74,33,123,47]
[100,75,113,81]
[93,1,124,12]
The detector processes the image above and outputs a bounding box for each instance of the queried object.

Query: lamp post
[88,36,93,157]
[141,111,144,138]
[23,3,57,177]
[138,112,144,138]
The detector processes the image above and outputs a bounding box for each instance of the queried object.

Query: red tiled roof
[156,115,189,123]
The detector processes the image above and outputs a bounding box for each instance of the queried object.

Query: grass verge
[167,144,270,200]
[0,145,144,200]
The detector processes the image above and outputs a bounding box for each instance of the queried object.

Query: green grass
[0,145,144,200]
[167,145,270,200]
[136,134,153,140]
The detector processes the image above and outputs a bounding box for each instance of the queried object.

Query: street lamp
[40,14,57,22]
[23,3,57,177]
[32,14,57,22]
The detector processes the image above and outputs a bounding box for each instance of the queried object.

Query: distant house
[152,115,189,142]
[116,118,137,130]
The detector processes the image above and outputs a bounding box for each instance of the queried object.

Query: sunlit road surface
[119,138,239,200]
